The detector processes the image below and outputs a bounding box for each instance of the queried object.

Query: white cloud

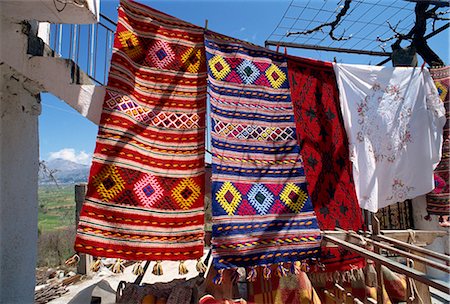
[48,148,91,165]
[240,27,246,32]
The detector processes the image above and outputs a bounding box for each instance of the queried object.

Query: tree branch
[377,2,445,66]
[287,0,353,41]
[377,21,415,43]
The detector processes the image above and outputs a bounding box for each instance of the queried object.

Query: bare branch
[39,160,60,187]
[377,21,415,43]
[287,0,353,41]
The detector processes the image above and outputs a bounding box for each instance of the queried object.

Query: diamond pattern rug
[74,0,206,261]
[206,31,321,271]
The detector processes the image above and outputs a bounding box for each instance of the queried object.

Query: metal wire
[266,0,449,61]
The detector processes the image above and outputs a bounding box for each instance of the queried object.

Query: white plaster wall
[0,65,41,303]
[412,195,450,282]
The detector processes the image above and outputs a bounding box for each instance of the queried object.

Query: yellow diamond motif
[181,47,204,74]
[216,182,242,215]
[92,164,125,201]
[435,81,448,102]
[257,127,276,140]
[208,55,231,80]
[280,183,308,213]
[171,178,201,210]
[265,64,287,89]
[117,30,144,61]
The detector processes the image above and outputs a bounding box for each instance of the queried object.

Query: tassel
[263,265,272,279]
[178,261,189,275]
[132,261,144,276]
[90,257,103,272]
[231,268,240,284]
[246,266,257,282]
[196,258,207,273]
[152,260,163,276]
[277,263,288,277]
[110,258,125,273]
[300,261,310,272]
[64,254,80,267]
[289,262,296,274]
[213,269,224,285]
[293,261,302,275]
[438,215,444,223]
[424,214,432,221]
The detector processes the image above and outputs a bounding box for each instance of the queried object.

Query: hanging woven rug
[287,56,365,273]
[74,0,206,261]
[205,31,322,274]
[426,66,450,219]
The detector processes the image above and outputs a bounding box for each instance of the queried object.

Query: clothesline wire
[266,0,448,60]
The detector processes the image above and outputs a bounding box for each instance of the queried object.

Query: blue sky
[39,0,449,165]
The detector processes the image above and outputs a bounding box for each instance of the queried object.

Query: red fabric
[287,56,365,272]
[74,0,206,261]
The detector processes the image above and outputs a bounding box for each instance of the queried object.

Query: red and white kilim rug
[74,0,207,261]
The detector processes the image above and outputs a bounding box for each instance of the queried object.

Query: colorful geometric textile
[74,0,206,261]
[287,57,365,272]
[427,66,450,217]
[205,31,321,271]
[333,64,446,212]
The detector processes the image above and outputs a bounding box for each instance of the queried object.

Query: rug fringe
[213,269,224,285]
[246,266,257,282]
[110,258,125,273]
[89,257,103,273]
[64,254,80,267]
[178,260,189,275]
[152,260,163,276]
[132,261,145,276]
[196,258,207,273]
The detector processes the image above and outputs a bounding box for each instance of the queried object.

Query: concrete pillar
[0,65,41,303]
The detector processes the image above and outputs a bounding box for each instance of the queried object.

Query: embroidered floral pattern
[386,179,415,202]
[356,82,412,162]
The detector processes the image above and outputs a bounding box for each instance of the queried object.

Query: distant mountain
[39,158,89,185]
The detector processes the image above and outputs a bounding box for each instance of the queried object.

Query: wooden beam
[264,40,391,57]
[345,231,450,273]
[323,234,450,294]
[375,234,450,264]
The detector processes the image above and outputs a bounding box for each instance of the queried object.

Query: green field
[38,185,76,231]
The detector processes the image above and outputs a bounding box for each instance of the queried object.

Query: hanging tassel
[231,268,240,284]
[132,261,144,276]
[213,269,224,285]
[277,263,288,277]
[263,265,272,279]
[152,260,163,276]
[290,262,300,275]
[246,266,257,282]
[424,214,432,221]
[90,257,103,272]
[196,258,207,273]
[64,254,80,267]
[110,258,125,273]
[438,215,444,223]
[300,261,310,272]
[178,261,189,275]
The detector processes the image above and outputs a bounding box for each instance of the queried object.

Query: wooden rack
[321,214,449,303]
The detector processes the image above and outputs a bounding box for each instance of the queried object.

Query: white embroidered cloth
[333,63,446,212]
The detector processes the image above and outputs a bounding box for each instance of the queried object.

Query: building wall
[0,65,41,303]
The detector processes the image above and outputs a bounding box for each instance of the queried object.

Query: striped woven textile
[427,66,450,218]
[205,31,321,271]
[287,56,365,273]
[74,0,206,261]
